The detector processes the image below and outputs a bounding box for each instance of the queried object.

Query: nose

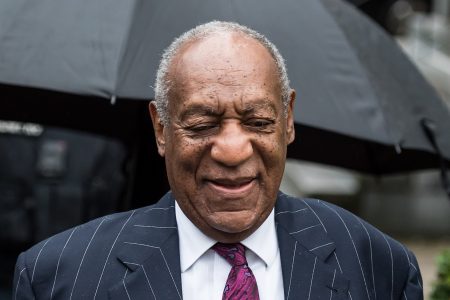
[211,122,253,167]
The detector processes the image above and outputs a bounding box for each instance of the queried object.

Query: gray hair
[154,21,291,125]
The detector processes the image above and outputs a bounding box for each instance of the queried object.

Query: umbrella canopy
[1,0,449,177]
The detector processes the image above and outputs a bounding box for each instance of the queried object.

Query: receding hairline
[165,30,282,88]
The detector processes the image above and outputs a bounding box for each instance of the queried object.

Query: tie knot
[213,243,247,267]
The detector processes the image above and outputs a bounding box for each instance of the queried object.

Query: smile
[206,177,256,196]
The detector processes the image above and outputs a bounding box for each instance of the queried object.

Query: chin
[209,212,258,234]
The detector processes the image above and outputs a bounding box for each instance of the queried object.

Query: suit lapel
[108,192,183,300]
[276,193,349,300]
[108,191,349,300]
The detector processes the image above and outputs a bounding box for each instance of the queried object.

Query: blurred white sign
[0,120,43,136]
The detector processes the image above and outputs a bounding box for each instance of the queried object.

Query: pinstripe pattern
[121,242,182,299]
[141,264,157,299]
[330,269,336,300]
[50,227,77,299]
[355,216,377,300]
[307,257,318,300]
[286,240,297,300]
[276,193,422,300]
[133,225,177,229]
[334,252,343,274]
[14,268,26,300]
[382,233,394,300]
[409,263,422,289]
[13,191,423,299]
[323,202,371,299]
[69,217,107,300]
[94,210,135,299]
[289,223,321,234]
[31,237,52,283]
[122,279,131,300]
[401,245,423,290]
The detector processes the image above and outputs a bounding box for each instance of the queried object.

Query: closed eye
[184,123,219,136]
[189,124,217,132]
[244,118,274,129]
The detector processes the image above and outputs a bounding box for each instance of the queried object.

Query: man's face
[150,32,295,242]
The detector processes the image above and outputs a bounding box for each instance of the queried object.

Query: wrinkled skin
[150,32,295,243]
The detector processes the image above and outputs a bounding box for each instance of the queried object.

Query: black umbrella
[1,0,449,183]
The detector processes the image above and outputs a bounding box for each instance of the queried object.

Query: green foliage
[431,249,450,300]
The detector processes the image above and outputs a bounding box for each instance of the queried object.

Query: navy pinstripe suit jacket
[13,192,423,299]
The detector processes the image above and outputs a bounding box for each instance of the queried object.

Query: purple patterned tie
[213,243,260,300]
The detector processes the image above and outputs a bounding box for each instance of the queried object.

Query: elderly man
[14,21,422,299]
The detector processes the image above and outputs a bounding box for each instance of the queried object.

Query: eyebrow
[240,101,277,115]
[179,104,221,121]
[178,99,279,121]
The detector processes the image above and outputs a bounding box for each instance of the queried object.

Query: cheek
[167,135,210,180]
[166,138,211,217]
[255,133,287,192]
[260,133,287,164]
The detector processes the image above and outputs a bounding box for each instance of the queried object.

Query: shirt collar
[176,202,216,272]
[175,202,278,272]
[241,209,278,268]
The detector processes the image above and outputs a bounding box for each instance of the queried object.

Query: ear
[286,89,296,145]
[149,101,166,157]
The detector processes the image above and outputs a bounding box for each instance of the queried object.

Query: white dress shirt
[175,202,284,300]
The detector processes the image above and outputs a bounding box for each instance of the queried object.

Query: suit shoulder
[308,198,410,253]
[14,193,176,298]
[17,190,175,271]
[278,193,415,267]
[17,201,162,280]
[300,197,422,296]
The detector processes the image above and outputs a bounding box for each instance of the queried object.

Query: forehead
[173,31,276,67]
[167,31,281,107]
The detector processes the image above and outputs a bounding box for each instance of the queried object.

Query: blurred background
[282,0,450,298]
[1,0,449,299]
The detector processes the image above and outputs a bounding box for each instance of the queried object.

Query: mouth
[206,177,256,196]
